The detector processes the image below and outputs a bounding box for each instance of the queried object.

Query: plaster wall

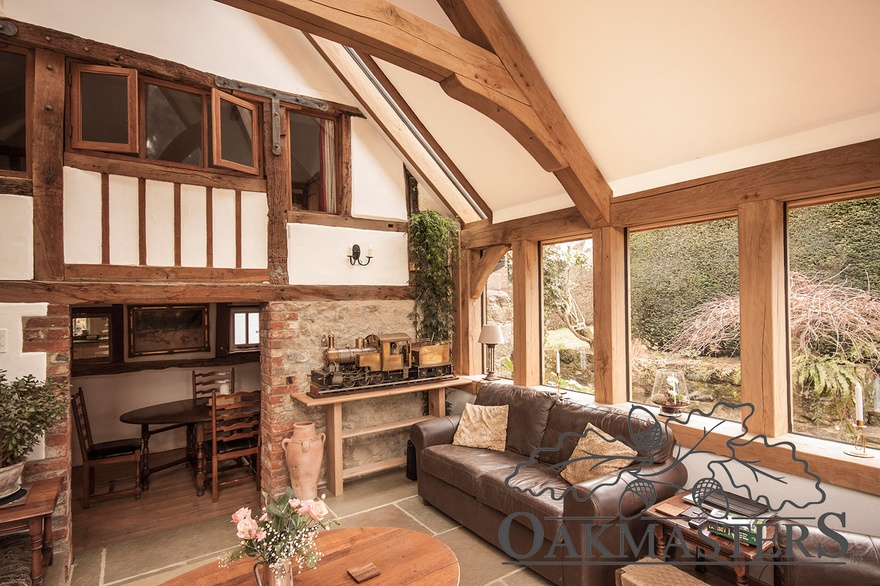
[0,195,34,280]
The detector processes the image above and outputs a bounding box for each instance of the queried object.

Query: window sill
[611,402,880,497]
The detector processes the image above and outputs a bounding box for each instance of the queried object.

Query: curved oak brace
[469,244,511,300]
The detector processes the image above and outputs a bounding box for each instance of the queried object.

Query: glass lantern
[651,369,690,417]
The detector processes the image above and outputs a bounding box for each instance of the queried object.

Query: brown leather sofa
[411,383,687,585]
[775,523,880,585]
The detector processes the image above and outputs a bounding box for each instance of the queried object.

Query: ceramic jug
[281,421,325,500]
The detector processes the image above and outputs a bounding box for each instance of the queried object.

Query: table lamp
[478,324,504,381]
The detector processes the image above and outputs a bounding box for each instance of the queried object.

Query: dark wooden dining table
[119,399,210,496]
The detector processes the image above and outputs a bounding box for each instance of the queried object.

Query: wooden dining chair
[71,388,142,509]
[207,390,261,503]
[192,368,235,400]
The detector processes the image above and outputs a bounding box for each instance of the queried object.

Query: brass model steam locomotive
[309,333,454,396]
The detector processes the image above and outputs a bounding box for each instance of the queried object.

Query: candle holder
[843,419,874,458]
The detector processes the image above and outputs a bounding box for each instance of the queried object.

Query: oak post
[452,249,481,376]
[512,240,540,386]
[264,104,290,284]
[738,200,788,436]
[31,49,66,280]
[593,226,628,405]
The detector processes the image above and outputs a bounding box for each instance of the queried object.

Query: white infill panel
[212,188,236,268]
[180,184,207,267]
[108,174,139,265]
[0,195,34,280]
[240,191,268,269]
[145,180,175,267]
[63,167,102,264]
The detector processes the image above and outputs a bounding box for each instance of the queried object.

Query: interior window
[231,307,260,351]
[289,111,336,213]
[629,218,742,420]
[70,63,138,153]
[71,313,112,364]
[483,251,514,379]
[212,89,258,174]
[145,81,204,165]
[0,49,28,173]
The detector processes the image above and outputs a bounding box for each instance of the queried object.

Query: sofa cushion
[560,424,637,485]
[453,403,509,451]
[420,444,526,496]
[539,400,674,465]
[477,464,567,537]
[476,383,557,457]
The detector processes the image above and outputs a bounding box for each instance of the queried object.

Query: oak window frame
[0,45,33,179]
[69,62,139,154]
[211,88,260,175]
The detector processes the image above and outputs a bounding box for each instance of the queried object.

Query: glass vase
[253,560,295,586]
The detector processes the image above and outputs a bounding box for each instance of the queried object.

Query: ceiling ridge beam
[439,0,611,226]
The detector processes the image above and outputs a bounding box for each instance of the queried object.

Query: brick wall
[259,299,421,497]
[21,303,72,575]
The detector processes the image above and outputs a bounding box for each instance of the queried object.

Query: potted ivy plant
[408,210,460,342]
[0,370,68,498]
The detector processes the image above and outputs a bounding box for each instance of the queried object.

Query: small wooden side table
[643,492,777,586]
[0,477,62,586]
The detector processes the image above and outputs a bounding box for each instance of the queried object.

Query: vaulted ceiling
[219,0,880,225]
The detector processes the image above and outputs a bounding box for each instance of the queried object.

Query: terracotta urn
[281,421,325,500]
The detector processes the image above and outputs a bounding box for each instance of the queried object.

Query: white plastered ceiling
[387,0,880,222]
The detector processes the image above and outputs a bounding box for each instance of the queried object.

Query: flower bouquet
[221,487,336,585]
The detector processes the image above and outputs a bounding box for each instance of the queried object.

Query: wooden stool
[616,557,707,586]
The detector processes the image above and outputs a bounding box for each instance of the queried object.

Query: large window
[0,49,28,174]
[788,197,880,448]
[484,251,514,379]
[230,306,260,352]
[629,218,741,420]
[542,239,594,393]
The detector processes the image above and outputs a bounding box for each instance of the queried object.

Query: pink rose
[236,517,259,540]
[231,507,252,524]
[259,512,268,522]
[255,530,267,542]
[295,500,312,516]
[308,499,329,521]
[288,498,301,510]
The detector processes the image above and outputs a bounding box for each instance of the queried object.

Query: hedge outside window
[542,238,594,394]
[628,218,742,421]
[788,196,880,449]
[0,48,29,174]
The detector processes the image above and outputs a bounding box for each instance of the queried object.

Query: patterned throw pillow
[561,423,637,485]
[452,403,509,451]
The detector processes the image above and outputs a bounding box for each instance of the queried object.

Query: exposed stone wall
[20,304,72,575]
[260,299,420,496]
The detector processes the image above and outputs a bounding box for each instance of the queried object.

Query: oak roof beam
[215,0,611,225]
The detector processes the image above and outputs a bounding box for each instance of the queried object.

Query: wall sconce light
[348,244,372,266]
[478,324,504,381]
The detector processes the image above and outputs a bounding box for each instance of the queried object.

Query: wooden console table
[293,377,468,496]
[0,477,61,586]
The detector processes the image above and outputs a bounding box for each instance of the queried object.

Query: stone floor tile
[395,495,461,533]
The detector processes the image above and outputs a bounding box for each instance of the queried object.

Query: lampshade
[478,324,504,345]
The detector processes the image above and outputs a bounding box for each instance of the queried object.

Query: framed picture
[129,305,210,357]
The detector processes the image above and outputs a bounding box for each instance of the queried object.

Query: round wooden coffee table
[162,526,459,585]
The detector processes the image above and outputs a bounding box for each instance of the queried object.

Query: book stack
[704,508,769,545]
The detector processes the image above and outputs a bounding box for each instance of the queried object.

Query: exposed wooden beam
[592,226,628,405]
[468,245,510,299]
[452,249,482,376]
[215,0,611,225]
[356,52,492,221]
[0,281,413,305]
[306,35,483,223]
[512,240,540,386]
[439,0,611,226]
[460,207,589,249]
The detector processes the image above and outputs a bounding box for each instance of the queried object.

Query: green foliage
[630,219,739,351]
[409,210,460,342]
[791,353,862,425]
[0,370,67,468]
[542,242,593,342]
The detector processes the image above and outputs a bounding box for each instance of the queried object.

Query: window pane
[290,113,336,213]
[72,315,111,363]
[145,83,203,165]
[789,197,880,448]
[246,311,259,345]
[233,312,247,346]
[543,239,594,394]
[629,219,741,420]
[0,50,27,172]
[218,99,254,167]
[484,251,514,379]
[80,72,131,144]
